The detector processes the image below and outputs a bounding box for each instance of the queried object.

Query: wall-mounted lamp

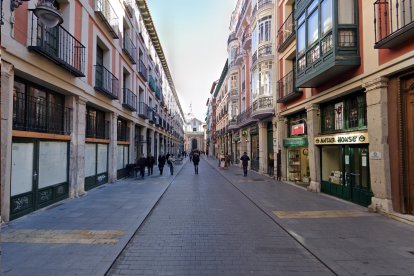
[11,0,63,28]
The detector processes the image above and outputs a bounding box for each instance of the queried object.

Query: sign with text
[315,132,369,145]
[291,123,305,135]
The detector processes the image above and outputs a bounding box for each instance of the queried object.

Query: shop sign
[291,123,305,135]
[283,137,308,148]
[241,129,248,137]
[315,132,369,145]
[250,125,258,135]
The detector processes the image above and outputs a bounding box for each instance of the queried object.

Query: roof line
[136,0,185,119]
[213,60,228,98]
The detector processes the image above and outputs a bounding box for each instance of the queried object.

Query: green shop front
[250,125,259,171]
[283,137,310,184]
[317,132,372,206]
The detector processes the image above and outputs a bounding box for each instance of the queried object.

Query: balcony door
[95,46,104,88]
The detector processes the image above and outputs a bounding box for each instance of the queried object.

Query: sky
[146,0,238,121]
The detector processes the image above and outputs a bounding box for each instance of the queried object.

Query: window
[338,0,355,24]
[307,10,319,46]
[258,16,272,44]
[321,0,333,35]
[321,93,366,133]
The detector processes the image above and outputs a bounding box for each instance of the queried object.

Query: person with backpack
[158,154,166,175]
[240,152,250,177]
[147,155,155,175]
[192,151,200,174]
[137,155,147,179]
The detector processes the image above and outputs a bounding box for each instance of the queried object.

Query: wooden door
[402,75,414,214]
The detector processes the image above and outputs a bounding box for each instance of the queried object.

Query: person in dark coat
[137,155,147,178]
[240,152,250,177]
[158,154,166,175]
[147,155,155,175]
[192,151,200,174]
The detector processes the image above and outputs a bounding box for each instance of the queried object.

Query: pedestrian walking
[189,151,193,163]
[158,154,166,175]
[137,155,147,179]
[192,151,200,174]
[147,155,155,175]
[167,154,175,175]
[240,152,250,177]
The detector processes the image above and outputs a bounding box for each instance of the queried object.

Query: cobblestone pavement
[107,158,333,276]
[1,162,186,276]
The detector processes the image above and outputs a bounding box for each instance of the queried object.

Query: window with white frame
[258,16,272,44]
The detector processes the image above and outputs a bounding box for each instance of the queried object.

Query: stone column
[129,122,135,164]
[140,126,147,157]
[1,61,14,222]
[277,116,287,181]
[66,95,87,198]
[154,132,159,160]
[272,117,278,177]
[363,77,393,212]
[150,129,155,156]
[246,129,252,170]
[306,104,321,192]
[108,112,118,183]
[258,122,268,174]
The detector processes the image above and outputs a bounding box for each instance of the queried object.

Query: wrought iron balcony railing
[122,32,136,64]
[13,92,72,135]
[258,43,272,59]
[277,70,303,103]
[374,0,414,48]
[155,85,161,100]
[252,96,273,112]
[94,0,119,38]
[258,0,272,10]
[230,88,238,98]
[86,115,110,139]
[277,11,295,52]
[138,102,149,119]
[94,65,119,99]
[138,59,148,81]
[122,88,137,111]
[28,12,85,77]
[237,106,255,126]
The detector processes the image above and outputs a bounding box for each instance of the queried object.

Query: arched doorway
[191,138,198,150]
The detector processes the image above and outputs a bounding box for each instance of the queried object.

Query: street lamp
[11,0,63,28]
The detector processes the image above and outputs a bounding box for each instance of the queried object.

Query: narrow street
[107,158,332,275]
[2,158,414,275]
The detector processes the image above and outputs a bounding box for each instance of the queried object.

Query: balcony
[148,75,157,92]
[138,102,149,119]
[257,0,273,15]
[122,88,137,111]
[28,12,85,77]
[155,113,162,127]
[252,43,273,66]
[13,91,72,135]
[237,106,257,127]
[235,51,245,65]
[252,96,274,119]
[228,59,241,72]
[228,117,239,131]
[242,31,251,50]
[123,0,134,18]
[229,88,238,99]
[122,32,136,64]
[277,11,295,52]
[86,115,109,139]
[94,0,119,39]
[277,70,303,103]
[227,32,237,45]
[296,29,360,87]
[138,59,148,81]
[94,65,119,99]
[374,0,414,49]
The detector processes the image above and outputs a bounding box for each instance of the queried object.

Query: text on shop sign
[314,132,369,145]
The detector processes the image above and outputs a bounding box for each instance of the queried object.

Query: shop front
[233,134,240,164]
[317,132,372,206]
[250,125,259,171]
[283,137,309,184]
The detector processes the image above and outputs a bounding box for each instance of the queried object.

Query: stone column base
[368,197,393,213]
[307,181,321,193]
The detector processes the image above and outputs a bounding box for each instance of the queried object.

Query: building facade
[184,113,205,153]
[209,0,414,217]
[1,0,184,222]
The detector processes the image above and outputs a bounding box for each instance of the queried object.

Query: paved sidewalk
[204,156,414,276]
[1,160,187,276]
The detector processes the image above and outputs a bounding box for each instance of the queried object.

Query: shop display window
[322,146,342,184]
